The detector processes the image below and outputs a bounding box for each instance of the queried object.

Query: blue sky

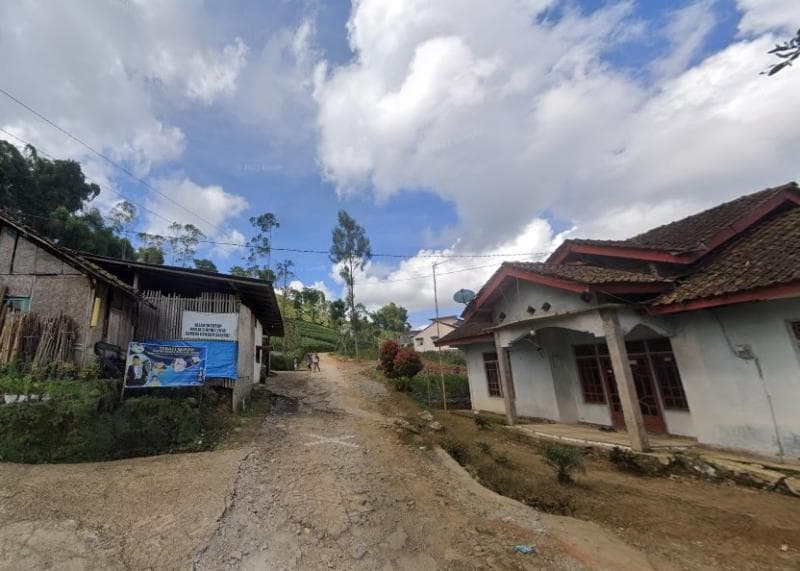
[1,0,799,327]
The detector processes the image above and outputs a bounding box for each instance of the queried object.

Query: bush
[393,348,423,378]
[379,340,399,378]
[542,444,585,484]
[609,446,645,474]
[269,352,293,371]
[441,439,470,465]
[112,397,201,458]
[474,414,491,430]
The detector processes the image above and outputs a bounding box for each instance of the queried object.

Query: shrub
[112,397,201,458]
[269,352,293,371]
[476,441,492,454]
[441,439,470,465]
[474,414,491,430]
[393,348,423,378]
[609,446,645,474]
[379,340,400,378]
[542,444,585,484]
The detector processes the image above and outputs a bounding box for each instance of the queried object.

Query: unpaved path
[0,355,654,570]
[195,355,652,570]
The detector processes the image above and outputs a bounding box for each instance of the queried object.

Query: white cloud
[314,0,800,257]
[144,175,249,251]
[736,0,800,35]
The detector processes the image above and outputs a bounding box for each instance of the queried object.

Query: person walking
[312,353,321,372]
[305,353,313,371]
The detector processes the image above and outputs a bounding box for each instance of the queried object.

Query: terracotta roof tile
[566,182,799,253]
[655,206,800,305]
[436,318,493,345]
[504,262,665,284]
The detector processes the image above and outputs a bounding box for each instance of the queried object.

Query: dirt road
[0,355,653,570]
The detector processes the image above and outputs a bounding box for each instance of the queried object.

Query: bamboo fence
[137,291,239,340]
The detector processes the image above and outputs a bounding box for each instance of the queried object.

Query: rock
[418,411,434,422]
[783,476,800,497]
[707,458,785,488]
[780,544,789,552]
[394,418,420,434]
[428,421,444,432]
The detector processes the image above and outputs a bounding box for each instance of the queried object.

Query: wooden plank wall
[136,291,239,340]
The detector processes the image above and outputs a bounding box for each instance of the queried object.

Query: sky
[1,0,799,328]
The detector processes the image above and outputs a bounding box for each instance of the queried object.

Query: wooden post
[493,332,517,426]
[600,308,650,452]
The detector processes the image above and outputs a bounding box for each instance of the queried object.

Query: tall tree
[329,210,372,360]
[329,299,347,327]
[108,200,137,259]
[246,212,279,275]
[275,259,295,315]
[765,29,800,75]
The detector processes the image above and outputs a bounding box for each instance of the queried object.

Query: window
[483,352,503,397]
[415,338,424,346]
[3,296,30,313]
[637,338,689,410]
[573,344,608,404]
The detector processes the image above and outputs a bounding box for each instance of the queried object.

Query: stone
[428,421,444,432]
[394,418,420,434]
[783,476,800,497]
[418,411,434,422]
[707,458,785,488]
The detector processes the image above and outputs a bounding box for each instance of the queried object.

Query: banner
[144,339,238,379]
[181,311,238,341]
[124,342,207,388]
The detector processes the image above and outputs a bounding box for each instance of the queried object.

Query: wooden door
[600,354,667,434]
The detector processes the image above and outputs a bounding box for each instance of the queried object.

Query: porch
[514,422,698,451]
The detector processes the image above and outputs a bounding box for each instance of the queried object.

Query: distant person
[313,353,321,372]
[306,353,313,371]
[126,356,147,386]
[293,358,298,371]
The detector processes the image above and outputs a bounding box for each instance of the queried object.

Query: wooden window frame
[573,344,608,404]
[482,352,503,398]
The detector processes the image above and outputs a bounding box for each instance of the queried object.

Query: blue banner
[144,340,238,379]
[124,342,207,388]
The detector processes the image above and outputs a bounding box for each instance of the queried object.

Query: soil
[0,354,797,570]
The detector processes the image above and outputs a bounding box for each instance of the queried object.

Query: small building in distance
[413,316,461,352]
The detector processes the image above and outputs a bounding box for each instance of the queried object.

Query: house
[413,316,461,352]
[85,254,283,410]
[0,211,142,365]
[436,182,800,460]
[0,211,283,410]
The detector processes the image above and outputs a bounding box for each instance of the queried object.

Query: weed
[543,444,586,484]
[441,439,470,466]
[609,446,645,474]
[474,414,491,430]
[494,451,509,464]
[476,441,492,454]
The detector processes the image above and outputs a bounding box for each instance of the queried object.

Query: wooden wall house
[0,212,141,365]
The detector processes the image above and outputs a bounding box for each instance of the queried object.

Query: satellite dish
[453,289,476,304]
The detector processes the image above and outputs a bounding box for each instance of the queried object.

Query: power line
[0,85,225,233]
[0,127,176,228]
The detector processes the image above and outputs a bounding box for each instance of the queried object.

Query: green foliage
[112,397,201,458]
[418,350,466,367]
[329,299,347,326]
[474,414,491,429]
[269,352,294,371]
[393,348,423,378]
[476,441,492,454]
[379,340,399,378]
[441,439,470,466]
[193,258,218,272]
[371,303,410,333]
[608,446,645,474]
[542,444,586,484]
[0,140,134,259]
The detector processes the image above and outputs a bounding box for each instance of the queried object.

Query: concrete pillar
[493,332,517,426]
[600,308,650,452]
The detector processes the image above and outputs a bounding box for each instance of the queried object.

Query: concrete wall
[669,298,800,457]
[507,342,561,420]
[233,303,263,412]
[463,343,506,415]
[413,321,458,352]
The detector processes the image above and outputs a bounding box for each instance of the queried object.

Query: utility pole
[432,261,448,412]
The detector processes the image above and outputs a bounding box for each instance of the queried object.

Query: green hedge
[0,378,225,464]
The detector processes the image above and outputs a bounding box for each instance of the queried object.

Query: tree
[246,212,279,272]
[137,245,165,265]
[275,259,295,315]
[0,139,133,259]
[108,200,137,259]
[371,302,410,333]
[329,210,372,360]
[765,29,800,75]
[329,299,347,327]
[193,258,218,272]
[229,265,250,277]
